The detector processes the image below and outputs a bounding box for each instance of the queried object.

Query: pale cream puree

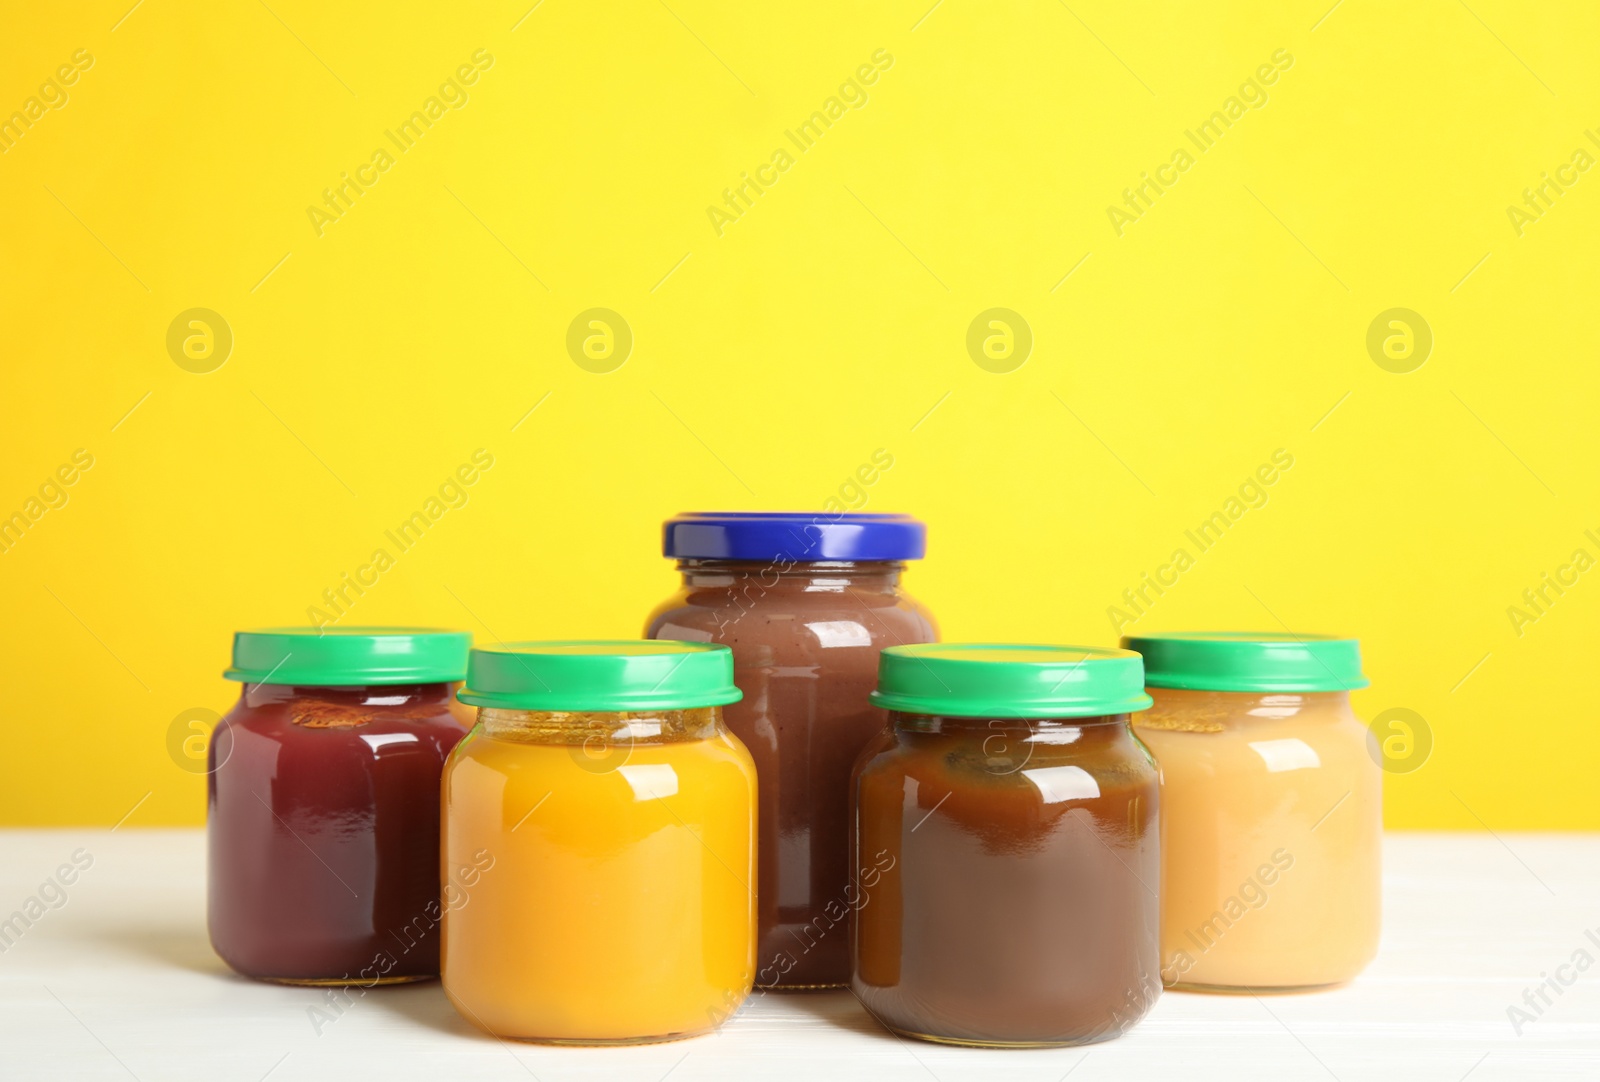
[1136,688,1380,990]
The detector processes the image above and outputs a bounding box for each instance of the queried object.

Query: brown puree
[647,559,935,988]
[852,713,1161,1045]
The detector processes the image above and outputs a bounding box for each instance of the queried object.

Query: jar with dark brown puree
[647,512,935,989]
[852,644,1161,1046]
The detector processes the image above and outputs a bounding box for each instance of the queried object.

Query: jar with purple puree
[208,627,472,984]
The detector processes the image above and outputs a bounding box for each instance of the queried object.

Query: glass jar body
[1134,688,1381,991]
[440,705,757,1044]
[207,681,468,984]
[646,559,936,989]
[851,712,1161,1046]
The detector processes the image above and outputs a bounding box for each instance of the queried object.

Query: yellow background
[1,1,1594,828]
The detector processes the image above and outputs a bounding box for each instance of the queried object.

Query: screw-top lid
[662,512,926,561]
[1120,632,1369,692]
[458,640,743,711]
[870,643,1153,719]
[224,627,472,686]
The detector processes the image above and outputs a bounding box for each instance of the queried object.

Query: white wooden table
[0,831,1593,1080]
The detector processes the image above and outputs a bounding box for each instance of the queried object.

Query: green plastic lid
[870,644,1153,719]
[458,640,743,711]
[224,627,471,686]
[1121,632,1368,692]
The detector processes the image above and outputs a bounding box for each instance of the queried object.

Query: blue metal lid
[663,512,927,561]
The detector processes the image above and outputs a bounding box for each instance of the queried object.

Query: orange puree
[441,707,756,1043]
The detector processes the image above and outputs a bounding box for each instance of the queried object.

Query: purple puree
[207,682,467,983]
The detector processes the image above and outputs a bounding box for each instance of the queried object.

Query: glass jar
[208,627,472,984]
[646,512,936,990]
[442,641,757,1044]
[852,644,1161,1047]
[1123,632,1381,992]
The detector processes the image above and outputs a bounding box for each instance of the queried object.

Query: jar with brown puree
[852,644,1161,1046]
[646,512,936,989]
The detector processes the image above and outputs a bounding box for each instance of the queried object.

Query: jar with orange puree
[441,641,757,1044]
[1123,632,1380,992]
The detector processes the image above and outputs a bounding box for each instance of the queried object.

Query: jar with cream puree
[647,511,936,989]
[1123,632,1380,992]
[208,627,472,984]
[441,641,757,1044]
[852,644,1161,1046]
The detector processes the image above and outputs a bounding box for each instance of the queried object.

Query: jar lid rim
[871,643,1154,718]
[1122,632,1369,691]
[663,512,926,561]
[224,627,471,686]
[458,640,743,711]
